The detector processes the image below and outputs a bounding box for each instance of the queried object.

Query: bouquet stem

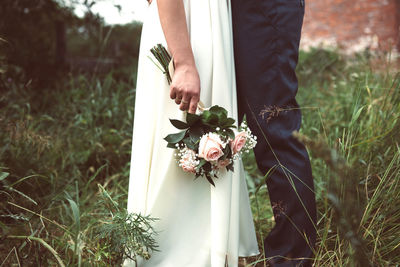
[150,44,172,84]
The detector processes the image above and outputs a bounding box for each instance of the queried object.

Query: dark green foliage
[0,71,144,265]
[164,130,187,144]
[169,119,189,129]
[94,185,158,264]
[0,0,75,85]
[164,105,237,149]
[0,0,142,89]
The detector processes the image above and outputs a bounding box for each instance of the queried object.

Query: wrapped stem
[150,44,172,84]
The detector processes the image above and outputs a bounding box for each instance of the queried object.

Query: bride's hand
[170,63,200,114]
[157,0,199,113]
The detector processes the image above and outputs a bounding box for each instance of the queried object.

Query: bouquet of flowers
[150,44,257,186]
[164,107,257,186]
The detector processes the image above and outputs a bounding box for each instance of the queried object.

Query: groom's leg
[231,0,317,266]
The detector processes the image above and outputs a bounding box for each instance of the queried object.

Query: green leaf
[350,106,365,126]
[219,117,228,126]
[203,162,212,172]
[222,118,236,127]
[196,159,207,171]
[209,105,228,117]
[205,174,215,187]
[170,119,189,129]
[6,186,38,205]
[67,198,80,231]
[201,110,211,120]
[167,142,177,149]
[190,135,200,145]
[225,128,235,139]
[217,114,227,124]
[226,163,234,172]
[220,144,232,160]
[164,130,187,143]
[183,138,196,150]
[202,112,219,125]
[189,126,204,142]
[0,172,9,182]
[206,106,235,127]
[186,113,200,126]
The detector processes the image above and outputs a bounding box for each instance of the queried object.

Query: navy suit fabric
[231,0,317,266]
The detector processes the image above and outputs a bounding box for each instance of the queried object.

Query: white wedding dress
[123,0,259,266]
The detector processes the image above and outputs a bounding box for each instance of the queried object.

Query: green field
[1,48,399,266]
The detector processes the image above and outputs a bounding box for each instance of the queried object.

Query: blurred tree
[66,20,142,79]
[0,0,76,86]
[0,0,142,90]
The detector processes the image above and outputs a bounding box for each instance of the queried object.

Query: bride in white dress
[123,0,259,266]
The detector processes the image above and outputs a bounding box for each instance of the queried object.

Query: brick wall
[300,0,400,52]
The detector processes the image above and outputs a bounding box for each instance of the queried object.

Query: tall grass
[244,49,400,266]
[0,71,157,266]
[298,49,399,266]
[1,48,399,266]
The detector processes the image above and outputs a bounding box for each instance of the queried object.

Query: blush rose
[180,149,197,173]
[231,131,247,154]
[217,159,231,169]
[198,133,224,161]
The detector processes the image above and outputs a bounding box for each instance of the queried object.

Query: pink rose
[180,149,196,173]
[198,133,224,161]
[181,162,196,173]
[231,131,247,154]
[217,159,231,169]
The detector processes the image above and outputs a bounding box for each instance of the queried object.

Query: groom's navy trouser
[231,0,317,266]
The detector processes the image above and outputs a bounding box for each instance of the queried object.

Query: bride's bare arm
[157,0,200,114]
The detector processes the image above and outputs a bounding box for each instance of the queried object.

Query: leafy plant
[93,185,158,264]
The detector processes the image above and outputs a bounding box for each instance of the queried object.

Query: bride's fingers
[175,96,182,105]
[179,95,190,111]
[170,86,177,100]
[174,92,183,104]
[188,98,198,114]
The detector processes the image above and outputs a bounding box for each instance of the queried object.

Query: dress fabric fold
[123,1,259,266]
